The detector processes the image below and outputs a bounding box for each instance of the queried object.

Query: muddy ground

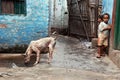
[0,35,120,80]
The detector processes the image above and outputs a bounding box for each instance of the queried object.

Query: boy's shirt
[98,22,109,37]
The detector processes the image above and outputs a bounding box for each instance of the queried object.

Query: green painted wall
[114,0,120,50]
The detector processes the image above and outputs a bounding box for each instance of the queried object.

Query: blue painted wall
[0,0,49,51]
[102,0,114,23]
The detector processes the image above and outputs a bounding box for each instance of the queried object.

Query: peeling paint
[0,0,49,53]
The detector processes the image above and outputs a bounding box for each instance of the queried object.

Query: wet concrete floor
[0,35,120,80]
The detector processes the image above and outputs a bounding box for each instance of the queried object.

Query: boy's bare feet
[100,53,105,57]
[96,53,101,58]
[96,56,101,58]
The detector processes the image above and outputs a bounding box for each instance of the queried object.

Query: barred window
[0,0,26,15]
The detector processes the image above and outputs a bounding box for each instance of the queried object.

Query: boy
[96,13,111,58]
[97,15,103,23]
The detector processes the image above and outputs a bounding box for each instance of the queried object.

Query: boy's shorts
[98,33,108,47]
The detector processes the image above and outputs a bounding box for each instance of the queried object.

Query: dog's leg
[47,41,56,63]
[33,47,41,65]
[24,49,32,65]
[48,45,54,63]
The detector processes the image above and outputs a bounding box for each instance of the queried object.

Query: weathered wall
[0,0,49,52]
[49,0,68,33]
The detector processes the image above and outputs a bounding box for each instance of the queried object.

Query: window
[0,0,26,15]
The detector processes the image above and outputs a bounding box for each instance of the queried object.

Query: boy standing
[97,13,111,58]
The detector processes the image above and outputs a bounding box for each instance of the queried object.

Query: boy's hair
[103,13,110,19]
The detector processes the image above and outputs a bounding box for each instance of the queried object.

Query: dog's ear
[52,31,57,35]
[51,31,58,39]
[22,54,27,58]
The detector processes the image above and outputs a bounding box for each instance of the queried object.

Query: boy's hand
[102,25,111,32]
[108,24,112,30]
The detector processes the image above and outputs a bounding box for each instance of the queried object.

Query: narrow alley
[0,0,120,80]
[0,35,120,80]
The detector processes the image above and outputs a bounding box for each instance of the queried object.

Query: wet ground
[0,35,120,80]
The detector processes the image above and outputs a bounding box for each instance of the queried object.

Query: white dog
[24,36,56,65]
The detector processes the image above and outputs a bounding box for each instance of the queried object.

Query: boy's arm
[102,24,111,31]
